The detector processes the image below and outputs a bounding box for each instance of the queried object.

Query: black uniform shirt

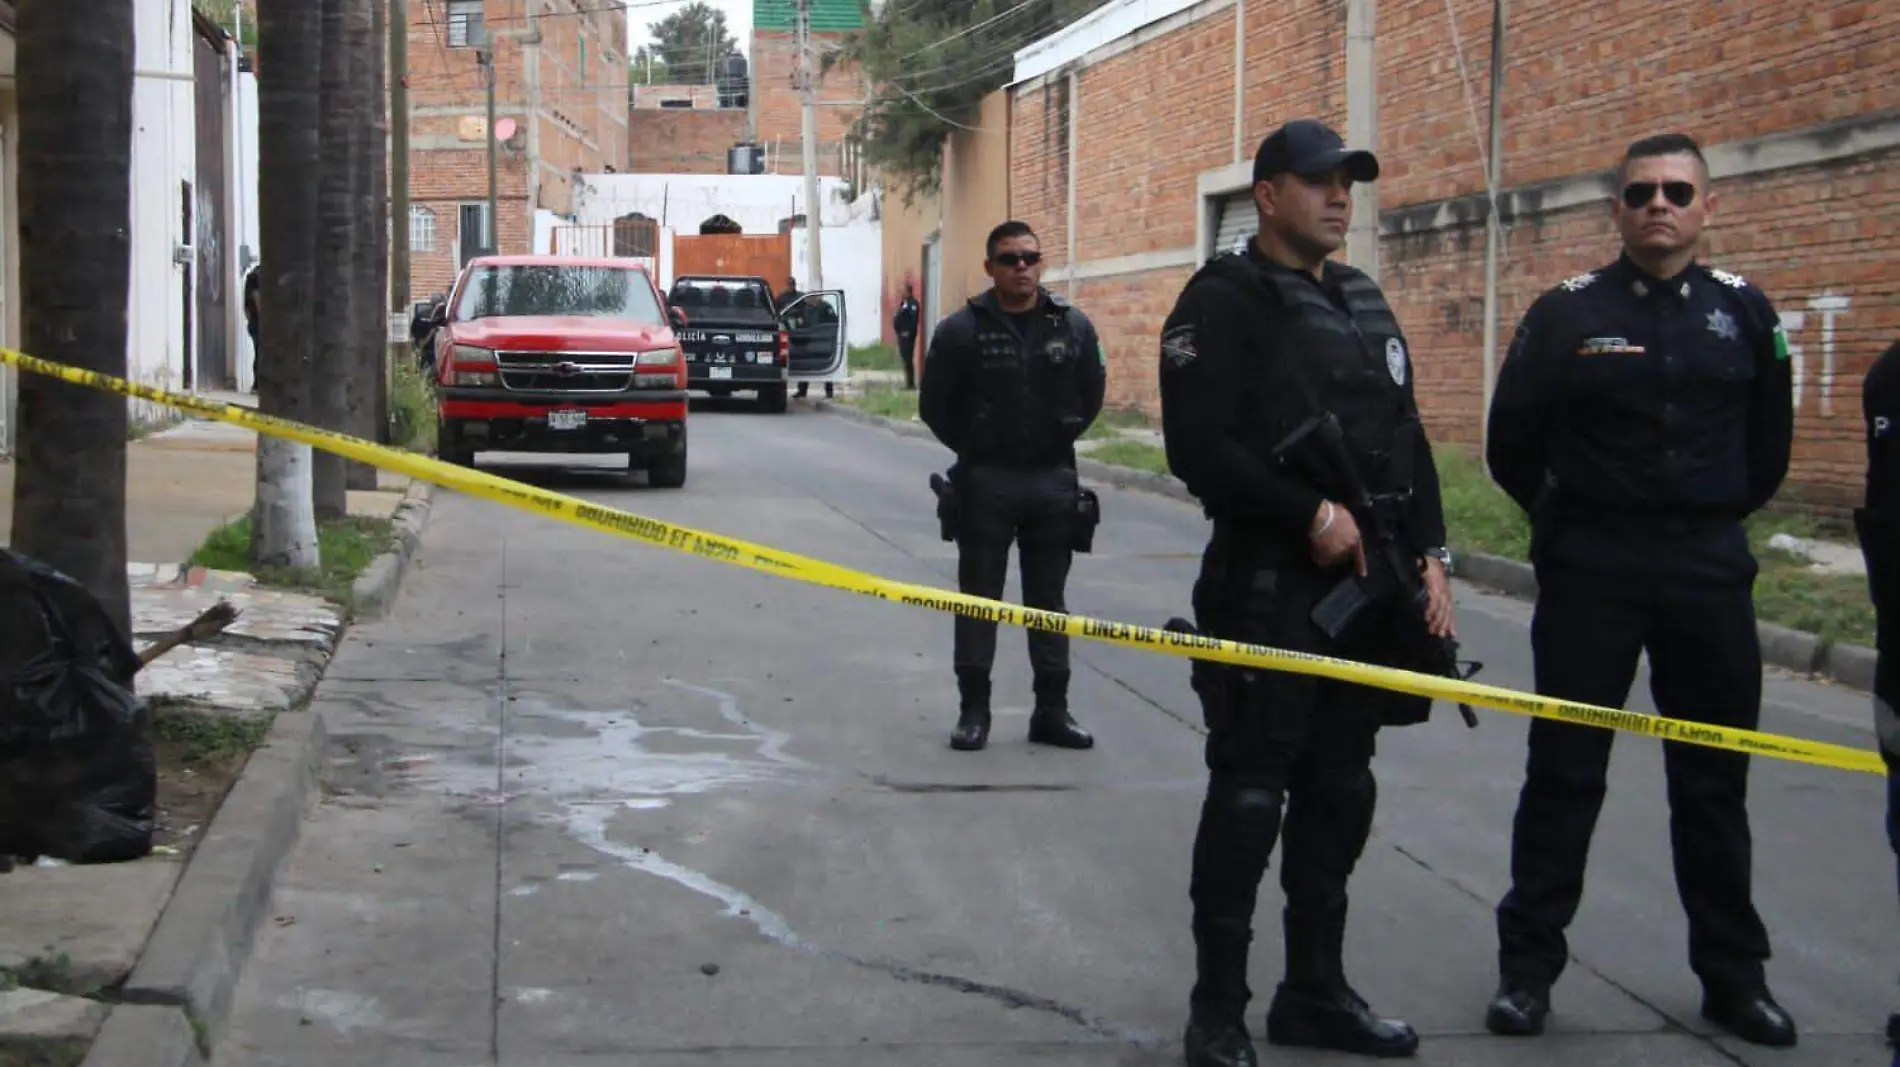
[1157,244,1448,554]
[1487,254,1795,527]
[1862,340,1900,653]
[918,288,1107,469]
[1867,340,1900,520]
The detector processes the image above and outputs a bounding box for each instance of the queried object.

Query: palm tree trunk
[9,0,136,639]
[311,0,353,519]
[253,0,324,568]
[345,0,382,489]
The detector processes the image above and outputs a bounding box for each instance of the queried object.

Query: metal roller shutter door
[1210,192,1255,260]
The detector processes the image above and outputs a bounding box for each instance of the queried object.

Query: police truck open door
[778,291,847,393]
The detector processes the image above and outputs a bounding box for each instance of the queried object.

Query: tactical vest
[1197,253,1421,502]
[960,297,1089,467]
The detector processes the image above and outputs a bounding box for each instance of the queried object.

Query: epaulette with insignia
[1706,267,1749,290]
[1557,271,1597,292]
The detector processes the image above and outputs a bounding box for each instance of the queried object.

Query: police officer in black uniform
[918,220,1105,753]
[1857,338,1900,1044]
[1159,119,1457,1065]
[1482,133,1797,1046]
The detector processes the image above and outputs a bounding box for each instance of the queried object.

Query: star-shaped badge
[1706,308,1740,342]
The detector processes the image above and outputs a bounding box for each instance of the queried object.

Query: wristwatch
[1424,546,1453,568]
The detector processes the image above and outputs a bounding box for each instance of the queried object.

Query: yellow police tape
[1,346,1886,777]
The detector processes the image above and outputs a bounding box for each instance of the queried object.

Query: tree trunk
[310,0,353,519]
[345,0,382,489]
[253,0,324,569]
[9,0,136,638]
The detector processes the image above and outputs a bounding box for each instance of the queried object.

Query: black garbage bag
[0,548,156,865]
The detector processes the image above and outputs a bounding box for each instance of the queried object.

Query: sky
[627,0,756,61]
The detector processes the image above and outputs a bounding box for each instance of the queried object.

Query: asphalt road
[214,399,1897,1067]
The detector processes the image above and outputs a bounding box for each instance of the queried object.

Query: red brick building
[625,0,867,181]
[402,0,630,297]
[992,0,1899,513]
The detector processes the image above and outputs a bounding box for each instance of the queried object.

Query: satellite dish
[495,117,517,142]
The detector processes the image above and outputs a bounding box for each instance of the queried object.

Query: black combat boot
[1183,922,1258,1067]
[1266,914,1419,1058]
[1027,671,1093,749]
[950,670,990,751]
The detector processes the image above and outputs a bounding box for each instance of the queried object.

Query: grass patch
[1434,444,1877,647]
[153,707,272,765]
[388,349,436,452]
[1082,406,1153,440]
[847,342,906,375]
[842,380,921,422]
[189,513,396,603]
[1086,439,1171,475]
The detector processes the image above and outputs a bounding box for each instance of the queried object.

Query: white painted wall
[792,218,881,348]
[233,68,259,392]
[570,173,859,237]
[128,0,196,417]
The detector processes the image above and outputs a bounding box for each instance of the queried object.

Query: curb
[79,1003,204,1067]
[348,480,436,619]
[1449,549,1879,690]
[812,398,1198,505]
[813,401,1880,694]
[110,708,328,1062]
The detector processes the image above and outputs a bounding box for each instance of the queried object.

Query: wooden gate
[671,233,792,283]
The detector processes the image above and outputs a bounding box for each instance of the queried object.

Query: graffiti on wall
[1780,292,1850,416]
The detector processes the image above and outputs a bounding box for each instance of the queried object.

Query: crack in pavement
[1387,843,1752,1066]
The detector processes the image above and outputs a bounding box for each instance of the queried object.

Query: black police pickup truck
[668,275,792,413]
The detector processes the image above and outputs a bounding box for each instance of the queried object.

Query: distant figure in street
[893,282,920,390]
[1856,338,1900,1044]
[1482,132,1797,1047]
[783,277,833,399]
[242,265,260,390]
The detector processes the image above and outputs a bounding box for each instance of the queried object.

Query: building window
[410,206,437,253]
[1208,190,1254,261]
[446,0,484,48]
[458,202,493,266]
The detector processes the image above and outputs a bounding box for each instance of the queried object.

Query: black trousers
[896,330,918,389]
[1496,565,1773,994]
[1185,534,1389,1014]
[953,463,1076,684]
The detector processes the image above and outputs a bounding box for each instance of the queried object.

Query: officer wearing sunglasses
[1483,132,1798,1047]
[917,219,1106,753]
[1856,338,1900,1046]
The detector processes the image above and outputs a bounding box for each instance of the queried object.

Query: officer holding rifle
[1157,118,1465,1066]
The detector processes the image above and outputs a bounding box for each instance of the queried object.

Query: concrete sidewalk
[0,399,436,1067]
[0,412,412,565]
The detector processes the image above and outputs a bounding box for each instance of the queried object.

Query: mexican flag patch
[1772,322,1790,362]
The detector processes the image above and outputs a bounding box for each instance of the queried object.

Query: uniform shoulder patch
[1707,267,1749,289]
[1557,271,1597,292]
[1160,324,1198,369]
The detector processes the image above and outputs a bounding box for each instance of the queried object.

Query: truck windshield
[454,265,663,322]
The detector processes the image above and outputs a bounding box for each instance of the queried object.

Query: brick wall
[399,0,627,295]
[1003,0,1900,511]
[629,109,748,173]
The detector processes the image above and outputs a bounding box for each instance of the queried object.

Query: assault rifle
[1273,411,1483,728]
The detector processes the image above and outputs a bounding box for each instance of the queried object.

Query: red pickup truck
[431,254,691,487]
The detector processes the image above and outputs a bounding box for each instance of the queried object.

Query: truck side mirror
[668,305,688,328]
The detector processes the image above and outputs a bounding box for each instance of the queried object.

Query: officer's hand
[1308,501,1366,576]
[1420,556,1456,638]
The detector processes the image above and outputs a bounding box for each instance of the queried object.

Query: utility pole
[796,0,822,288]
[480,43,499,254]
[1344,0,1378,281]
[389,0,410,331]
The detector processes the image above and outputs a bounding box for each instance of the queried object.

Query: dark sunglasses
[1622,180,1696,209]
[992,251,1042,268]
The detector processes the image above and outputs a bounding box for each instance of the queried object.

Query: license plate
[710,367,732,380]
[547,410,587,430]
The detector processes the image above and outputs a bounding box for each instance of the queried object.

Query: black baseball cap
[1252,119,1380,184]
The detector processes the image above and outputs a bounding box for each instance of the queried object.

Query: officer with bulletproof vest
[918,220,1106,753]
[1481,133,1798,1046]
[1158,119,1457,1065]
[1858,338,1900,1044]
